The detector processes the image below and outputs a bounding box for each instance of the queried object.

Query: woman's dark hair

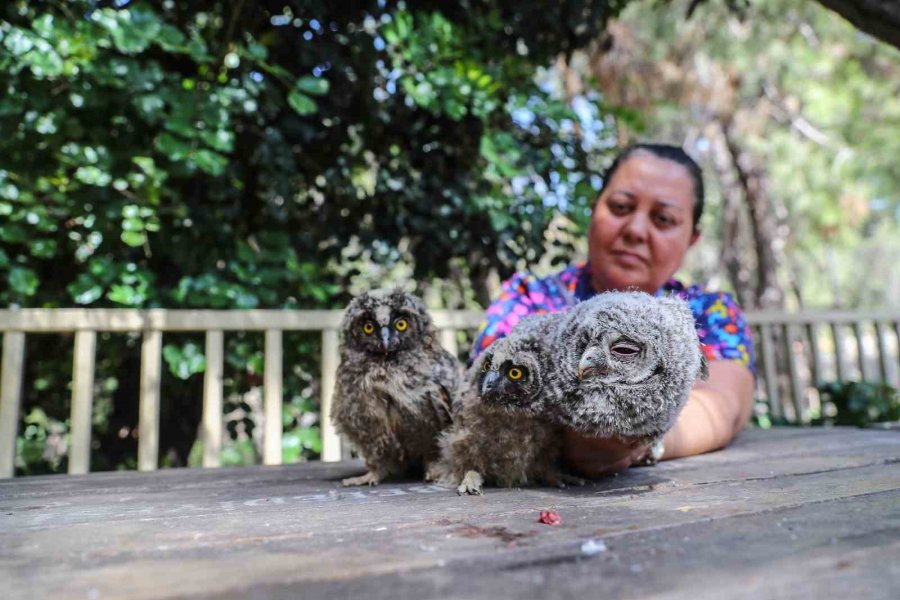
[597,143,705,231]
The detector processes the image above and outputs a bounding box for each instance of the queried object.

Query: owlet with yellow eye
[332,288,464,486]
[429,312,583,495]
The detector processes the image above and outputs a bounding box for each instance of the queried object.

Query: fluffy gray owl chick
[430,313,579,495]
[554,291,708,442]
[331,288,463,486]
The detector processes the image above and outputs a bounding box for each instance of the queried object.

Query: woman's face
[588,152,700,294]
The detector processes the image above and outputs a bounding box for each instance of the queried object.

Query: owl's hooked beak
[481,371,500,396]
[577,350,606,380]
[380,327,391,352]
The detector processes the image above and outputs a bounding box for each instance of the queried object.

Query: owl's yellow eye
[394,318,408,332]
[481,358,491,372]
[507,367,524,381]
[362,322,375,335]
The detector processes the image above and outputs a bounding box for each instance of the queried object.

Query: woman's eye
[610,342,641,357]
[608,201,631,215]
[394,318,408,332]
[362,322,375,335]
[507,367,524,381]
[653,213,676,227]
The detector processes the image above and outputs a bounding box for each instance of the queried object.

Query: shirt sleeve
[469,272,542,361]
[689,291,756,373]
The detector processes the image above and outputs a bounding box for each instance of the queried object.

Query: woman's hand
[562,428,649,477]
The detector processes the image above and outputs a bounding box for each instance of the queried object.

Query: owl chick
[331,288,463,486]
[554,291,709,445]
[430,313,579,495]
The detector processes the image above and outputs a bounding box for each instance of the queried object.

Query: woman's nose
[622,211,649,242]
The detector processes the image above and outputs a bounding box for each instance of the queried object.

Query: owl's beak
[481,371,499,396]
[577,352,604,380]
[380,327,391,352]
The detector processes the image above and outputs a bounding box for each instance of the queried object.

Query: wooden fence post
[138,330,162,471]
[264,329,283,465]
[69,331,96,475]
[0,332,25,478]
[202,330,224,468]
[320,329,341,462]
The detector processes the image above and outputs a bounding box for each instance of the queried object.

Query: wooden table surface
[2,427,899,600]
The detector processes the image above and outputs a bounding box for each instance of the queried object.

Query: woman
[471,143,756,475]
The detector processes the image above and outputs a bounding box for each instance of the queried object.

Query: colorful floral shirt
[470,262,755,373]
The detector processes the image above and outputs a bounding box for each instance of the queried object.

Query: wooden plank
[0,309,342,332]
[1,429,897,600]
[0,332,25,478]
[4,307,899,332]
[831,322,848,382]
[439,329,458,357]
[0,309,486,333]
[745,309,900,325]
[431,311,484,329]
[138,330,162,471]
[805,322,823,386]
[202,330,224,468]
[758,324,781,420]
[263,329,282,466]
[68,331,96,475]
[782,324,806,423]
[852,321,868,381]
[320,329,341,462]
[3,428,896,503]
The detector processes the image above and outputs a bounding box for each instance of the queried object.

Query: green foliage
[815,382,900,427]
[1,0,623,474]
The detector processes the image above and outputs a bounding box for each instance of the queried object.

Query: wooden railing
[0,309,482,478]
[746,310,900,424]
[1,308,898,478]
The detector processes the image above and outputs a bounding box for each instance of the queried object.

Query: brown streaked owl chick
[430,313,580,495]
[553,291,709,447]
[332,288,463,486]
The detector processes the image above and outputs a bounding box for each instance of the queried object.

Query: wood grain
[1,428,898,599]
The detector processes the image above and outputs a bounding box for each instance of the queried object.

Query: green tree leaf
[295,76,330,96]
[287,90,318,115]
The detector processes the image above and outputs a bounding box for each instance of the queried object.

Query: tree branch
[816,0,900,48]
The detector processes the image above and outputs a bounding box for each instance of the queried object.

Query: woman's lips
[611,250,648,267]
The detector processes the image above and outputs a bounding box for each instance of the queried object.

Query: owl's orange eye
[394,318,408,332]
[507,367,524,381]
[362,322,375,335]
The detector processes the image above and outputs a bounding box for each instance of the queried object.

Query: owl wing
[428,344,465,423]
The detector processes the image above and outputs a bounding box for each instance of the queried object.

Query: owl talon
[457,470,484,495]
[341,471,383,487]
[559,474,587,487]
[634,439,665,467]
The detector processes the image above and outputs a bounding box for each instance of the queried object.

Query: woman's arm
[659,360,755,459]
[562,360,756,476]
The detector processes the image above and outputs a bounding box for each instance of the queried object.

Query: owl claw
[558,473,587,488]
[457,470,484,495]
[342,471,383,487]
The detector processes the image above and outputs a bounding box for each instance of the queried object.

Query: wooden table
[2,427,899,600]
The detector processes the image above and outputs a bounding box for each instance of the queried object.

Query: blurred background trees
[1,0,897,473]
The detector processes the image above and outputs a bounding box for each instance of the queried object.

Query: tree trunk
[711,121,756,310]
[719,120,786,310]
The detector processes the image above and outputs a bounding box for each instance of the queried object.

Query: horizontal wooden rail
[1,307,897,478]
[0,309,484,332]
